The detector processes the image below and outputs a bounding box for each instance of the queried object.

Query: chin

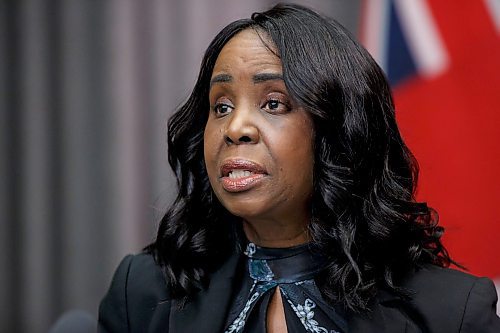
[218,196,272,221]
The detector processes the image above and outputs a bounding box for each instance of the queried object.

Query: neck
[242,218,310,248]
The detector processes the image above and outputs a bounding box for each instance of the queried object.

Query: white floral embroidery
[225,291,259,333]
[294,280,313,286]
[287,298,336,333]
[244,243,256,257]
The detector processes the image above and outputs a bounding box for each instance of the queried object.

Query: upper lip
[220,159,268,177]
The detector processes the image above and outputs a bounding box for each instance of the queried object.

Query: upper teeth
[229,170,252,179]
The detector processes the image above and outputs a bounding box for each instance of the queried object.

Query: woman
[99,4,500,332]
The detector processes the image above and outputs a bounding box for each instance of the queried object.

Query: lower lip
[221,174,266,192]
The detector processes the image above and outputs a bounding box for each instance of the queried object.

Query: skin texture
[204,29,316,332]
[267,287,287,333]
[204,28,315,248]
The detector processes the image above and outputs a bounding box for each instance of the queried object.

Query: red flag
[361,0,500,280]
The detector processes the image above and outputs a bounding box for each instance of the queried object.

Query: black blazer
[99,253,500,332]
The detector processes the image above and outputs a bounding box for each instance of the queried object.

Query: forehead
[212,29,282,76]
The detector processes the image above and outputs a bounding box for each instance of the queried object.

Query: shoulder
[403,264,496,307]
[399,265,500,332]
[404,264,482,299]
[98,253,170,333]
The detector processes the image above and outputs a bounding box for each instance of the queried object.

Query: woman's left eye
[262,99,289,113]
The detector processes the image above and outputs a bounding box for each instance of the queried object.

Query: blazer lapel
[167,252,241,333]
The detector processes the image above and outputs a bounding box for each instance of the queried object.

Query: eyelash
[262,98,290,113]
[211,97,290,116]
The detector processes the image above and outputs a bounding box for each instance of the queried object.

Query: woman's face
[204,29,314,225]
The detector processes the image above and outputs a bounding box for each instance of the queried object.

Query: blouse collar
[244,242,327,284]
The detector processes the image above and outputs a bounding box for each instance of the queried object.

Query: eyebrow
[209,72,284,88]
[210,74,232,87]
[252,73,284,83]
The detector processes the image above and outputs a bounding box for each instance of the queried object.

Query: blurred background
[0,0,498,332]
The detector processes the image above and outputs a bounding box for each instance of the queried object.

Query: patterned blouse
[223,242,348,333]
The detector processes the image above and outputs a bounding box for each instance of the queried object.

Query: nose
[224,107,259,145]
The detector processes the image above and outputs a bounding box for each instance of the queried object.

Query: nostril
[239,135,251,143]
[224,136,234,145]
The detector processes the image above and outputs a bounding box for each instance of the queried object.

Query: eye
[267,100,280,110]
[212,102,233,117]
[262,98,290,114]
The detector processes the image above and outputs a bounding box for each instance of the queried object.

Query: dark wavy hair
[147,3,455,312]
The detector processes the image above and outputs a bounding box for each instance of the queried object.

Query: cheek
[203,124,216,172]
[203,121,224,177]
[272,121,315,192]
[291,125,314,189]
[289,144,314,188]
[286,119,314,166]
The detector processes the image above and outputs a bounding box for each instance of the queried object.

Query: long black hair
[147,3,455,312]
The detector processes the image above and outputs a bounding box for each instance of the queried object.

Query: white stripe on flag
[362,0,390,71]
[484,0,500,33]
[393,0,449,78]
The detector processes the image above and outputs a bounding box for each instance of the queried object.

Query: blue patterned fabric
[224,243,348,333]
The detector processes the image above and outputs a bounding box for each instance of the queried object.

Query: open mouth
[228,170,255,179]
[220,159,267,192]
[220,159,267,177]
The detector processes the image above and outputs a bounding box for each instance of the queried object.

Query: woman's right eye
[212,103,233,116]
